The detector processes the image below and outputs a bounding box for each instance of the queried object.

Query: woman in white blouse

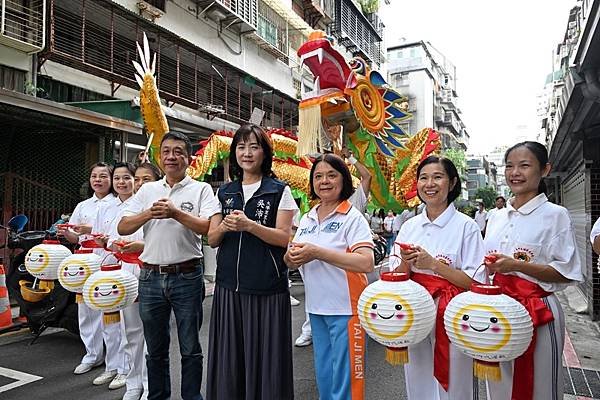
[390,156,486,400]
[484,141,583,400]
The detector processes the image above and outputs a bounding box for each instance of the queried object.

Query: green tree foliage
[475,186,498,209]
[442,148,467,176]
[357,0,379,14]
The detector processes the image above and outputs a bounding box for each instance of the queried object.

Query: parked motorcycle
[1,215,79,342]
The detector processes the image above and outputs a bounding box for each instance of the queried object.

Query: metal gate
[562,163,591,283]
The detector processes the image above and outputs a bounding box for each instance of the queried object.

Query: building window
[393,72,409,87]
[0,65,26,93]
[142,0,166,11]
[293,78,302,100]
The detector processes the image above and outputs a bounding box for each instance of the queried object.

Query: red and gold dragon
[133,31,440,211]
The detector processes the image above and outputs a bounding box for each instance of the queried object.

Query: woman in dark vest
[206,124,297,400]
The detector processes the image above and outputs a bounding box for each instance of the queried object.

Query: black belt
[142,258,201,274]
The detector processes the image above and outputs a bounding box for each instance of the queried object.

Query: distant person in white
[486,195,506,220]
[473,201,487,236]
[294,147,372,348]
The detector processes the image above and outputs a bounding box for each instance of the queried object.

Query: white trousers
[78,300,128,373]
[121,302,148,392]
[301,314,311,337]
[486,293,565,400]
[404,302,478,400]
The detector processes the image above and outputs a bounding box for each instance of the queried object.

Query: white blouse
[390,204,487,283]
[484,193,584,292]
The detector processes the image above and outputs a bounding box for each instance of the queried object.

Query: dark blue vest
[216,176,289,295]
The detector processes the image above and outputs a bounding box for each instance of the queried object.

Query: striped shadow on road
[564,366,600,398]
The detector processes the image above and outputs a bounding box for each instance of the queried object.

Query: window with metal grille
[1,0,45,50]
[48,0,299,129]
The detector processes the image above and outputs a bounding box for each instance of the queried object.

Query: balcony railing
[330,0,383,65]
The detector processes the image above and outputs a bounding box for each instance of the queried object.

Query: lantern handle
[99,250,121,267]
[472,260,491,285]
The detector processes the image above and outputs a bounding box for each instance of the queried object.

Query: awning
[0,88,143,134]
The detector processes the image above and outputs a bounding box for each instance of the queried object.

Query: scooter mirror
[8,215,28,232]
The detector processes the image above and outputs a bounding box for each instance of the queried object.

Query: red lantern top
[101,264,122,272]
[75,249,93,254]
[470,283,502,295]
[380,272,409,282]
[42,240,61,245]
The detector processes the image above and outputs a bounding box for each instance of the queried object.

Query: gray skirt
[206,285,294,400]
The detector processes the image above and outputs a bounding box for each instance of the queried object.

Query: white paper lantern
[25,240,72,290]
[57,249,102,303]
[444,283,533,381]
[82,264,138,324]
[358,272,436,365]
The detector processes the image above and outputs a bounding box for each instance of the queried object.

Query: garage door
[562,164,590,282]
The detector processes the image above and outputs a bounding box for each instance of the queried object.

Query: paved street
[1,280,600,399]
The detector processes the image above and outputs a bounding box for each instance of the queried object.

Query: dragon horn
[134,74,144,89]
[143,32,151,73]
[136,42,147,71]
[150,52,157,75]
[132,60,146,79]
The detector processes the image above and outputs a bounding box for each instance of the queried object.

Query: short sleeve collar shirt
[390,203,487,283]
[484,193,584,292]
[293,200,374,315]
[122,175,220,264]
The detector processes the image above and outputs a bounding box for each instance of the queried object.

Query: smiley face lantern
[58,249,102,303]
[25,240,72,290]
[83,264,138,324]
[444,283,533,381]
[358,272,436,365]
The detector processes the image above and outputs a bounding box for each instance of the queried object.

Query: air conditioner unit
[0,0,46,53]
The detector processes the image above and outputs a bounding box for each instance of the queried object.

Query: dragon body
[133,31,440,211]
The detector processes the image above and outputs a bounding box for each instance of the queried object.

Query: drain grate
[564,367,600,398]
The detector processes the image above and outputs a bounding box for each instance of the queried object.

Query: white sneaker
[109,373,128,390]
[122,388,143,400]
[73,360,103,375]
[294,334,312,347]
[93,370,117,385]
[290,295,300,306]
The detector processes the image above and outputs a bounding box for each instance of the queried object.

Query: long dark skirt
[206,285,294,400]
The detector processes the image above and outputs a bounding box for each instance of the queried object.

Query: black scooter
[2,215,79,343]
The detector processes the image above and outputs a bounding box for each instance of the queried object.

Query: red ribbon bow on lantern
[492,273,553,400]
[410,272,463,391]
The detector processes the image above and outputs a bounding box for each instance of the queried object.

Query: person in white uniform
[389,155,486,400]
[285,153,374,400]
[484,141,584,400]
[59,162,126,387]
[294,148,372,348]
[105,162,162,400]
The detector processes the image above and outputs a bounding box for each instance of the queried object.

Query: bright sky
[380,0,576,154]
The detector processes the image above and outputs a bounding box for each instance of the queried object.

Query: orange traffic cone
[0,265,13,329]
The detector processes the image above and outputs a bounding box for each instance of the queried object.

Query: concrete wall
[0,45,32,76]
[112,0,296,98]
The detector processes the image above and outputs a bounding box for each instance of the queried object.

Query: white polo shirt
[474,210,488,231]
[590,217,600,245]
[107,197,143,245]
[390,203,487,283]
[70,193,118,248]
[122,175,220,264]
[293,200,374,315]
[484,193,584,292]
